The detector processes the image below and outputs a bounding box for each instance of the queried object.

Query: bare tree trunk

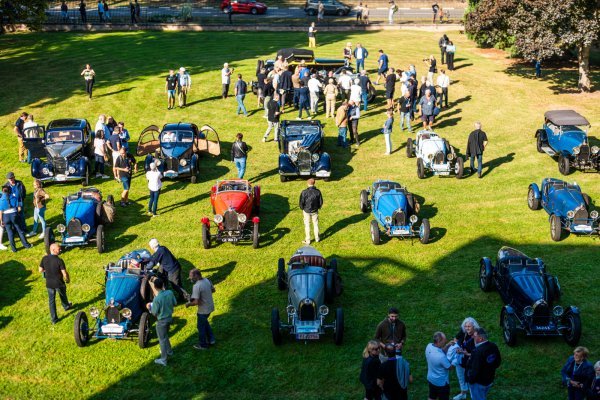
[578,43,592,92]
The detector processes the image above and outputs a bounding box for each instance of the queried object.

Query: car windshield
[286,125,320,137]
[46,130,82,143]
[218,181,249,192]
[160,130,194,144]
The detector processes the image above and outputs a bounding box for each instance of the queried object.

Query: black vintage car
[24,119,94,185]
[278,120,331,182]
[479,247,581,347]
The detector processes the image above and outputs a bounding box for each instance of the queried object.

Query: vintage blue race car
[45,187,115,254]
[23,119,94,185]
[74,249,157,348]
[278,120,331,182]
[136,123,221,183]
[527,178,599,241]
[480,247,582,347]
[360,180,430,245]
[535,110,599,175]
[271,246,343,345]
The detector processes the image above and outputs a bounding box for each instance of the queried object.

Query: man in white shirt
[307,74,322,114]
[436,69,451,109]
[426,331,453,400]
[177,67,191,108]
[221,62,234,99]
[338,71,353,101]
[350,78,362,106]
[145,162,162,217]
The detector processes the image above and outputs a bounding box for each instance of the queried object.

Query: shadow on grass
[0,261,32,330]
[505,62,599,94]
[481,152,515,178]
[320,212,369,241]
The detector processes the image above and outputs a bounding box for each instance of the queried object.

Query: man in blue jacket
[353,43,369,73]
[148,238,187,302]
[4,172,27,231]
[466,328,501,400]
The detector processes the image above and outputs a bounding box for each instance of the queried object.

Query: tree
[0,0,49,33]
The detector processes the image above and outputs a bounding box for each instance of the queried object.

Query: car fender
[31,158,44,178]
[500,305,516,327]
[191,153,199,171]
[314,152,331,172]
[278,154,297,173]
[481,256,493,274]
[535,129,547,141]
[565,305,580,315]
[79,156,88,175]
[529,183,541,199]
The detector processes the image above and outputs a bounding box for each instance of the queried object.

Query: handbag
[433,106,441,116]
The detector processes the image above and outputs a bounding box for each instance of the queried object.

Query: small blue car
[278,120,331,182]
[74,249,156,348]
[360,180,430,245]
[528,178,599,241]
[45,187,115,254]
[535,110,599,175]
[23,119,94,185]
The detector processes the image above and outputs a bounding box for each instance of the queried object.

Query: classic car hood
[557,129,587,150]
[65,199,96,228]
[287,132,321,152]
[288,267,326,308]
[105,272,143,321]
[46,143,82,158]
[552,188,584,213]
[376,192,408,213]
[214,191,250,214]
[510,272,545,305]
[420,138,445,157]
[161,142,192,159]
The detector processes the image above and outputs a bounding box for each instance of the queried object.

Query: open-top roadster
[200,179,260,249]
[535,110,599,175]
[479,247,581,347]
[360,180,430,244]
[271,246,343,345]
[45,187,115,254]
[74,249,157,348]
[278,119,331,182]
[406,130,464,179]
[528,178,599,241]
[136,123,221,183]
[24,118,94,185]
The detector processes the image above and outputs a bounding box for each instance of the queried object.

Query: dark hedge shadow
[505,62,599,94]
[0,261,32,330]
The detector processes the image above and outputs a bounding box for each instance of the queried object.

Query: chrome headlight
[90,307,100,318]
[447,153,454,161]
[553,305,564,317]
[42,167,49,175]
[179,159,187,167]
[121,308,132,319]
[428,154,433,160]
[591,210,599,219]
[523,306,534,317]
[57,224,66,233]
[410,215,418,223]
[592,146,599,154]
[155,160,161,166]
[567,210,575,219]
[214,214,223,224]
[286,305,296,315]
[238,213,247,223]
[311,153,320,162]
[81,224,91,233]
[319,305,329,316]
[384,216,392,224]
[68,166,76,174]
[573,146,580,155]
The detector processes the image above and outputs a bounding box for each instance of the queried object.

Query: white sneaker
[262,137,267,142]
[101,175,110,179]
[453,394,467,400]
[154,358,167,366]
[38,233,45,239]
[95,173,101,178]
[0,244,7,251]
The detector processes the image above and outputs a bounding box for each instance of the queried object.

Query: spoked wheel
[271,308,282,345]
[419,219,430,244]
[359,190,369,213]
[455,157,464,179]
[202,224,211,249]
[74,311,90,347]
[277,258,287,290]
[334,307,344,346]
[406,138,414,158]
[138,312,151,349]
[479,259,493,292]
[527,187,540,210]
[536,131,545,153]
[96,224,105,253]
[252,222,259,249]
[563,312,582,346]
[417,158,426,179]
[370,220,380,245]
[550,214,564,242]
[501,309,517,346]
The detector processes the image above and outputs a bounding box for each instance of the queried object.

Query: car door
[196,125,221,156]
[235,0,247,13]
[324,0,335,14]
[23,125,46,160]
[136,125,161,156]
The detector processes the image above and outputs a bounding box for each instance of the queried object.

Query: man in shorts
[165,69,178,110]
[376,50,389,85]
[114,147,136,206]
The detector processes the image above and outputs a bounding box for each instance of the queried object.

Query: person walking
[177,67,191,108]
[359,70,371,111]
[299,178,322,244]
[165,69,178,110]
[81,64,95,100]
[79,0,87,23]
[234,74,248,117]
[436,69,450,109]
[0,185,31,252]
[362,3,369,24]
[426,331,452,400]
[446,42,456,71]
[561,347,594,400]
[323,78,338,118]
[397,92,412,132]
[388,0,398,24]
[374,307,407,352]
[308,22,317,48]
[376,50,389,85]
[335,100,349,147]
[419,89,437,130]
[5,171,27,232]
[360,340,382,400]
[377,343,413,400]
[231,133,249,178]
[14,112,28,163]
[114,147,136,206]
[438,34,449,64]
[97,0,104,22]
[534,59,542,78]
[264,94,281,142]
[146,162,162,217]
[148,238,187,301]
[353,43,368,73]
[382,109,393,155]
[27,179,48,239]
[297,81,311,120]
[39,243,72,324]
[147,277,177,366]
[221,63,234,99]
[465,122,488,178]
[466,328,501,400]
[348,101,361,147]
[186,268,216,350]
[432,2,439,23]
[308,73,322,114]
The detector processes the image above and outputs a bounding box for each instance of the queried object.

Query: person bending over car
[148,238,187,302]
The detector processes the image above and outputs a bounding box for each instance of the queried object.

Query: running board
[541,146,556,156]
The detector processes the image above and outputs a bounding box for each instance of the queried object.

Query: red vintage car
[220,0,268,15]
[201,179,260,249]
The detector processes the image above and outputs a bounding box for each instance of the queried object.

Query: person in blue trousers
[231,133,249,179]
[234,74,248,117]
[465,122,488,178]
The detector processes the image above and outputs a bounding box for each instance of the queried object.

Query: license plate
[437,171,450,176]
[101,324,124,334]
[574,225,592,232]
[55,174,66,181]
[299,172,310,176]
[392,229,409,235]
[222,237,239,242]
[296,333,319,340]
[65,236,84,243]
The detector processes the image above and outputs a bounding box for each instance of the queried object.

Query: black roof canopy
[544,110,590,126]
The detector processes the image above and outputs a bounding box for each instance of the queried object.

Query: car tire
[307,9,316,16]
[329,259,343,296]
[550,214,563,242]
[336,9,344,15]
[406,138,414,158]
[138,312,151,349]
[582,193,591,210]
[74,311,90,347]
[563,312,582,347]
[417,158,426,179]
[536,131,546,153]
[479,258,494,292]
[252,222,259,249]
[359,190,369,213]
[501,309,518,347]
[558,154,571,175]
[271,308,282,345]
[82,164,89,186]
[201,223,211,249]
[277,258,287,290]
[455,157,464,179]
[334,307,344,346]
[325,269,335,303]
[370,219,380,245]
[251,7,257,14]
[44,227,54,255]
[527,186,541,210]
[280,175,287,183]
[96,224,105,253]
[419,218,430,244]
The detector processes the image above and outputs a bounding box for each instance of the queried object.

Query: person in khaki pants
[14,112,28,162]
[323,78,338,118]
[299,178,323,245]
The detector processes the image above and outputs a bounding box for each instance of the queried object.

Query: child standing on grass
[27,179,49,239]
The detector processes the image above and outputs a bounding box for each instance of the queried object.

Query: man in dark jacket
[279,68,293,109]
[466,328,501,400]
[231,133,249,178]
[374,307,407,352]
[5,171,27,231]
[465,122,488,178]
[299,178,323,244]
[148,238,187,301]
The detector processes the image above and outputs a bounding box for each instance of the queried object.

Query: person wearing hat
[146,162,162,217]
[0,185,31,252]
[343,42,352,67]
[147,239,187,302]
[4,171,27,232]
[176,67,191,108]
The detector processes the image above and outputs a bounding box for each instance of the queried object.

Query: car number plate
[437,171,450,176]
[299,172,310,176]
[55,174,66,181]
[222,237,239,242]
[65,236,84,243]
[574,225,592,232]
[296,333,319,340]
[392,229,410,235]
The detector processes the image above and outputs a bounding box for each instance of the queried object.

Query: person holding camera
[424,55,437,83]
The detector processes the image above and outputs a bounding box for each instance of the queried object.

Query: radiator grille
[299,301,316,321]
[297,149,311,173]
[573,208,589,224]
[392,209,406,226]
[165,157,178,171]
[434,151,445,164]
[49,154,68,174]
[67,218,82,236]
[578,145,590,161]
[223,210,239,231]
[106,306,121,323]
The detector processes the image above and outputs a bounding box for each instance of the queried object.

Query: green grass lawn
[0,30,598,400]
